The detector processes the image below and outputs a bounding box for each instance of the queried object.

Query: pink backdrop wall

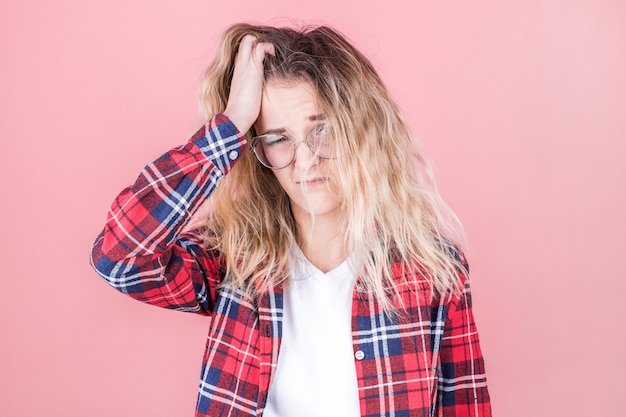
[2,1,625,416]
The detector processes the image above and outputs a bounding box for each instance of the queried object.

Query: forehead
[255,80,323,133]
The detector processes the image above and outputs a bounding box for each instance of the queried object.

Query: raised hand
[223,35,275,134]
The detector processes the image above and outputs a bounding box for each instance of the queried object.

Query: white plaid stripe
[91,115,491,416]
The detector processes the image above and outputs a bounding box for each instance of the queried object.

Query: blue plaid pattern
[91,114,491,416]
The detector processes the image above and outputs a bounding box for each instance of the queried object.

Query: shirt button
[355,350,365,360]
[356,284,365,293]
[228,150,238,160]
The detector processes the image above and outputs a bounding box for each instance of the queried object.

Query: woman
[91,23,491,417]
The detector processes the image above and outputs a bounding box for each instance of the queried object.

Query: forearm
[90,114,245,313]
[437,278,491,416]
[98,115,243,260]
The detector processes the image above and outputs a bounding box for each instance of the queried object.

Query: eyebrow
[309,114,326,121]
[259,114,327,136]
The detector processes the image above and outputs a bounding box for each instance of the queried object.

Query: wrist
[223,109,253,135]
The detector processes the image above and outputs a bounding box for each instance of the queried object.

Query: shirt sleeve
[437,276,492,416]
[89,114,246,315]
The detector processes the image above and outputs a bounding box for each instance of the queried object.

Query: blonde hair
[197,23,466,312]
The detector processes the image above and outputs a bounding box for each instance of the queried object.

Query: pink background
[2,1,625,416]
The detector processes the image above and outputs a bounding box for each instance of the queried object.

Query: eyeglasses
[251,124,338,170]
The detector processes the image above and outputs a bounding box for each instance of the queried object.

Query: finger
[255,41,275,57]
[231,35,254,68]
[237,35,257,57]
[239,34,257,47]
[250,42,275,71]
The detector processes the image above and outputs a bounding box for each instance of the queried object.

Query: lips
[296,177,328,186]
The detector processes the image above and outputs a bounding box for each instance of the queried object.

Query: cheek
[271,170,291,193]
[325,166,341,194]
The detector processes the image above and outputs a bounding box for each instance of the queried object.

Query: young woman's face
[254,80,342,224]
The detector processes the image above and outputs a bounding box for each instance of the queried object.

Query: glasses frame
[251,124,337,170]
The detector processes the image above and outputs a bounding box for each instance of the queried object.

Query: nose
[292,140,320,169]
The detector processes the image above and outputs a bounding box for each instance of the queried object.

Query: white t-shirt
[263,246,361,417]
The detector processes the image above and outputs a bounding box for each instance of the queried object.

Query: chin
[291,199,342,219]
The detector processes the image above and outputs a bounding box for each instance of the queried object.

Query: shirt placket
[256,286,284,415]
[351,278,383,415]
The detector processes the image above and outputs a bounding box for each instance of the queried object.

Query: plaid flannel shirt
[90,114,491,417]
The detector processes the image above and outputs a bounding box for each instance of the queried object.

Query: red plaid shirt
[90,114,491,416]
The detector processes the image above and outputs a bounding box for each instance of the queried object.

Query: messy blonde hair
[197,23,466,312]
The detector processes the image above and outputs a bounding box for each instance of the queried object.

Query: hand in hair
[223,34,274,134]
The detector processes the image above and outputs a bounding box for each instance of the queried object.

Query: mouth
[296,177,328,187]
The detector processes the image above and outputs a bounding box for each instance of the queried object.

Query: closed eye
[314,124,331,135]
[263,134,290,146]
[308,124,333,142]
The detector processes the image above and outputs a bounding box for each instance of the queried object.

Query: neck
[294,212,348,273]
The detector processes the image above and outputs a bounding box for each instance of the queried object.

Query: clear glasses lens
[252,125,335,170]
[253,134,295,169]
[306,124,334,158]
